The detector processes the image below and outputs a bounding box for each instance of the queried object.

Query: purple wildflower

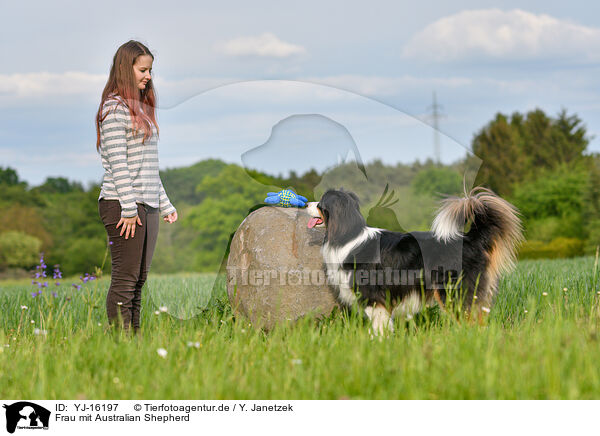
[31,291,38,298]
[55,282,60,286]
[53,265,62,280]
[52,292,58,298]
[109,241,113,245]
[72,284,82,291]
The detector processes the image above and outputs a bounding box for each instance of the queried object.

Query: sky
[2,0,600,186]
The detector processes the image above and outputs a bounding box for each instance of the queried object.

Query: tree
[183,164,276,271]
[34,177,84,194]
[0,231,41,270]
[472,109,590,196]
[511,162,589,241]
[160,159,228,205]
[471,113,527,196]
[60,237,106,275]
[0,204,52,250]
[412,166,463,197]
[0,167,25,187]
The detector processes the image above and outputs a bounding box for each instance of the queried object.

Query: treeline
[0,108,598,276]
[0,172,107,277]
[472,109,600,257]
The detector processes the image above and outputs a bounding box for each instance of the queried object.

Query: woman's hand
[116,215,142,239]
[164,211,178,224]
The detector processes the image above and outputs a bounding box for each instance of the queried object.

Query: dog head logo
[3,402,50,434]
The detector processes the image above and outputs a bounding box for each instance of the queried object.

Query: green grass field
[1,257,600,399]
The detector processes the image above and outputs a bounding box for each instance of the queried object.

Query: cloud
[0,71,243,108]
[402,9,600,63]
[302,75,472,97]
[218,32,306,58]
[0,71,106,99]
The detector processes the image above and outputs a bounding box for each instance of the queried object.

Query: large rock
[226,206,337,329]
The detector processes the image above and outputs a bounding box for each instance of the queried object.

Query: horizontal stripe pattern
[98,94,175,218]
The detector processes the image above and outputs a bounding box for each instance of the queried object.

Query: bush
[0,231,42,269]
[584,218,600,255]
[412,167,463,197]
[526,214,585,242]
[60,237,107,275]
[519,237,584,259]
[511,163,588,221]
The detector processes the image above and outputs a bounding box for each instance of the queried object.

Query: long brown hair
[95,40,159,151]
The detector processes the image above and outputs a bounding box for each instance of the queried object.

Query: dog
[306,187,523,335]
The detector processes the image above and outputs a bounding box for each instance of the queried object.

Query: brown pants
[98,199,159,332]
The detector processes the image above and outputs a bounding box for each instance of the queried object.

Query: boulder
[226,206,337,329]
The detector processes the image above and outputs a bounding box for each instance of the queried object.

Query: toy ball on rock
[264,189,308,207]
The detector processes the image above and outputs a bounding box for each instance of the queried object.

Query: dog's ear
[318,193,338,242]
[324,191,366,246]
[325,204,339,244]
[347,191,360,204]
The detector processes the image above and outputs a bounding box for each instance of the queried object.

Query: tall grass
[1,257,599,399]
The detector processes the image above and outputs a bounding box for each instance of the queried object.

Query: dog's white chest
[322,243,356,306]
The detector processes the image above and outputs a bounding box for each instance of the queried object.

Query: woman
[95,40,177,333]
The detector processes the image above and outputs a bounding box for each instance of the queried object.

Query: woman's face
[133,54,153,91]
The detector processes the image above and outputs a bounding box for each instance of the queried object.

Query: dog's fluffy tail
[432,187,524,277]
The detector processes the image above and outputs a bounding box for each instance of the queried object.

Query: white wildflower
[542,292,548,296]
[117,302,123,306]
[186,342,201,348]
[156,348,168,358]
[154,310,160,315]
[481,307,491,313]
[30,320,35,324]
[20,305,28,310]
[159,306,168,313]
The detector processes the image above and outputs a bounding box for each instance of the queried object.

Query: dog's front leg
[364,304,394,337]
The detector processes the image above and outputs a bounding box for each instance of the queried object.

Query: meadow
[1,256,600,400]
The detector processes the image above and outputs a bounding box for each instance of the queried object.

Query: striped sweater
[98,94,176,218]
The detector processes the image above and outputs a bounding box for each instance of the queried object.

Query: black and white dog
[306,188,523,334]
